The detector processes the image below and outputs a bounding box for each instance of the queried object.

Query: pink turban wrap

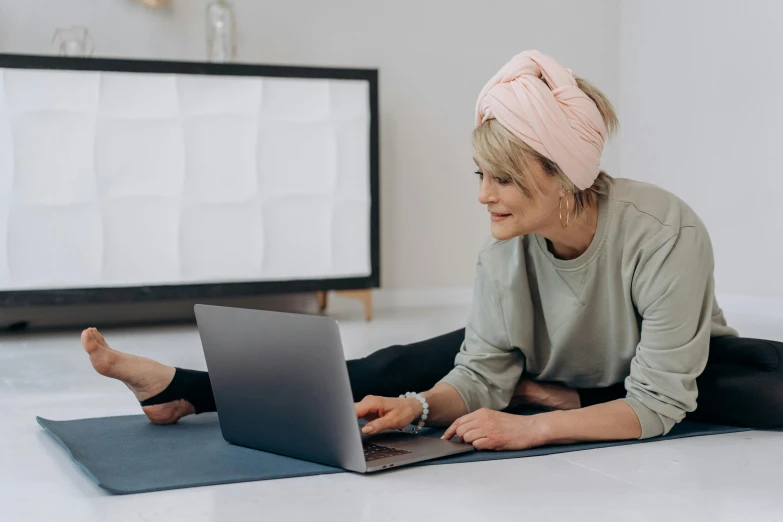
[475,50,607,190]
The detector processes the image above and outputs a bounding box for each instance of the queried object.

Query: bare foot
[81,327,196,425]
[512,376,581,411]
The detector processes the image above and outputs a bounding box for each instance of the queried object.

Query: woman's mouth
[491,212,511,222]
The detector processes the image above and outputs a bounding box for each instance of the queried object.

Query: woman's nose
[478,177,498,205]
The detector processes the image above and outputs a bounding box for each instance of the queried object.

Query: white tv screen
[0,59,376,297]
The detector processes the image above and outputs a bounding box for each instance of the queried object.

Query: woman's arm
[421,383,469,425]
[622,227,715,438]
[536,400,641,444]
[437,247,526,413]
[441,399,640,450]
[356,246,527,434]
[356,382,468,434]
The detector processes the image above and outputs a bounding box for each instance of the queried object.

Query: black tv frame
[0,54,380,308]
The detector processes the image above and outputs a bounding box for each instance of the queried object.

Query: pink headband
[475,50,607,190]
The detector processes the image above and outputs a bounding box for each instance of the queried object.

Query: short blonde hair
[472,76,619,220]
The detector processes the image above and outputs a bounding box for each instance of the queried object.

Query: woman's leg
[687,336,783,428]
[139,368,216,413]
[81,328,197,424]
[579,336,783,429]
[147,328,467,408]
[83,326,466,424]
[347,328,466,402]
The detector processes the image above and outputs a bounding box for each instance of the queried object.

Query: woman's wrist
[422,383,469,426]
[397,394,428,432]
[528,412,557,446]
[407,396,425,413]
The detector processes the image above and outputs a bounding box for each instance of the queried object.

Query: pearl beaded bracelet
[400,391,429,433]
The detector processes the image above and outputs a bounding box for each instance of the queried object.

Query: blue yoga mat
[37,413,750,495]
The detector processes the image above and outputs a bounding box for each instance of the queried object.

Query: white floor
[2,303,782,522]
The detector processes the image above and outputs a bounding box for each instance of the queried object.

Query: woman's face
[476,160,563,240]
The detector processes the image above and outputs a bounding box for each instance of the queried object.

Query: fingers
[455,419,481,441]
[442,412,477,440]
[362,413,403,434]
[354,396,382,419]
[443,417,491,449]
[442,418,460,440]
[442,410,493,448]
[355,396,409,434]
[443,416,489,448]
[459,425,484,444]
[471,437,492,450]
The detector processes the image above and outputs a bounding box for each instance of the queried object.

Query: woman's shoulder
[609,178,706,233]
[607,178,714,268]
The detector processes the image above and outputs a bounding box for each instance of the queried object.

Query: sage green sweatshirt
[439,178,738,439]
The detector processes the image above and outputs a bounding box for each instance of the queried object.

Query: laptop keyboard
[363,442,411,462]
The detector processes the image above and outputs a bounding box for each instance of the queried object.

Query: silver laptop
[194,304,473,473]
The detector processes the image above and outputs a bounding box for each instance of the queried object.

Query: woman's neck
[542,200,600,261]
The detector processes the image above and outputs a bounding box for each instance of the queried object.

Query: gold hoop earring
[559,193,570,229]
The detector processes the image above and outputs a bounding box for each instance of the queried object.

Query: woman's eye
[474,170,484,179]
[495,177,510,185]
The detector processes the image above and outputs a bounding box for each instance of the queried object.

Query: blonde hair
[471,76,619,220]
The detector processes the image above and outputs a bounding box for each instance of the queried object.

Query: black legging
[165,330,783,429]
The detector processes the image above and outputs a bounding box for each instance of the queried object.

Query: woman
[82,50,783,450]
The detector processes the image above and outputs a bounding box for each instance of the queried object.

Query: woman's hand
[354,395,423,434]
[442,408,546,450]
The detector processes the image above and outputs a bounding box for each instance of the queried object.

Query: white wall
[617,0,783,298]
[0,0,621,290]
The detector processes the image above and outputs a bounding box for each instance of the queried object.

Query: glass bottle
[206,1,236,63]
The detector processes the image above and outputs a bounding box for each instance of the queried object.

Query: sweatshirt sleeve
[623,226,714,438]
[438,250,525,412]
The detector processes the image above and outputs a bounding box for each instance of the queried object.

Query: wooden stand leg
[316,291,328,312]
[319,289,372,321]
[316,289,373,320]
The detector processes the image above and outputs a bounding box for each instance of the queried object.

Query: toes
[92,329,109,347]
[81,328,99,351]
[84,328,109,349]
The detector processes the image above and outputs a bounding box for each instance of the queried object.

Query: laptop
[194,304,474,473]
